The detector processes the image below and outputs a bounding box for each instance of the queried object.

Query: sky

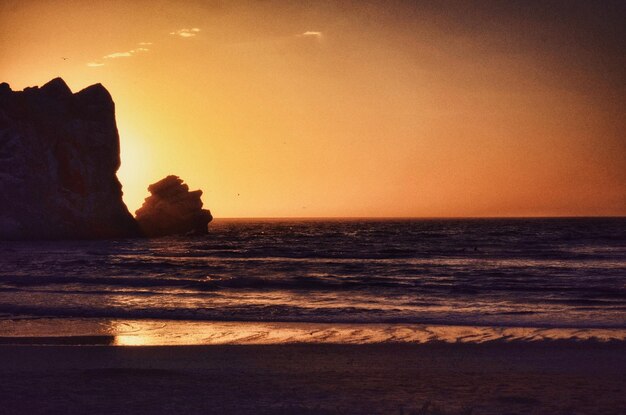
[1,0,624,217]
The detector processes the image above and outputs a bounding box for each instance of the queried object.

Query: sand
[0,341,624,414]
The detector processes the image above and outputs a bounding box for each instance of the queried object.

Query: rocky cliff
[0,78,139,239]
[135,175,212,237]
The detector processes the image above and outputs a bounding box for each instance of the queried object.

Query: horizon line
[212,215,626,220]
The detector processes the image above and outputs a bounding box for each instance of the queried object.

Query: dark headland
[0,78,211,240]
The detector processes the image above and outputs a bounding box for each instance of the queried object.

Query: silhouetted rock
[0,78,139,239]
[135,175,212,237]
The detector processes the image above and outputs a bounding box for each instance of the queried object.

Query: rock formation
[0,78,139,239]
[135,175,212,237]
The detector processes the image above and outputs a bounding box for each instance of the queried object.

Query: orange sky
[1,0,624,217]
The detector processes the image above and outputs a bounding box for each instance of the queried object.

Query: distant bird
[62,57,68,60]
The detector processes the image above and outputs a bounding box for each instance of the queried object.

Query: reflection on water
[1,318,623,346]
[1,219,625,329]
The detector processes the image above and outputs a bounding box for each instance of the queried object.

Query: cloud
[300,31,322,38]
[88,43,152,67]
[104,52,132,59]
[170,28,201,38]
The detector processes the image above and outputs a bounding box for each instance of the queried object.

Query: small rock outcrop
[135,175,212,237]
[0,78,139,239]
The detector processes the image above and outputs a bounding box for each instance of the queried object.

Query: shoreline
[1,318,625,346]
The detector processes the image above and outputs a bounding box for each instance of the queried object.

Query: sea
[1,218,625,344]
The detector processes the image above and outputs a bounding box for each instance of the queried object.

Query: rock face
[0,78,139,239]
[135,175,212,237]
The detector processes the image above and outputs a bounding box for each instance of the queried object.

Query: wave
[2,301,626,330]
[1,218,625,330]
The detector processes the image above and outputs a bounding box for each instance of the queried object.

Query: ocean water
[0,218,625,331]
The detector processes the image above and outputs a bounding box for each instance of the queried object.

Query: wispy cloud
[300,31,322,38]
[88,43,152,67]
[170,28,201,38]
[87,29,198,69]
[103,52,132,59]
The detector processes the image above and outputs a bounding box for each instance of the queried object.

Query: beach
[3,0,625,412]
[1,339,625,414]
[1,219,624,413]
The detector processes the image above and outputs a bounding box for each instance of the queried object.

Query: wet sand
[1,341,624,414]
[1,318,625,345]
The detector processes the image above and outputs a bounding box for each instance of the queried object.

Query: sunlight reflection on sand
[108,320,626,346]
[1,318,624,346]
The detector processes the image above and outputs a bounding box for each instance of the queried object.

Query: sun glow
[116,127,157,213]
